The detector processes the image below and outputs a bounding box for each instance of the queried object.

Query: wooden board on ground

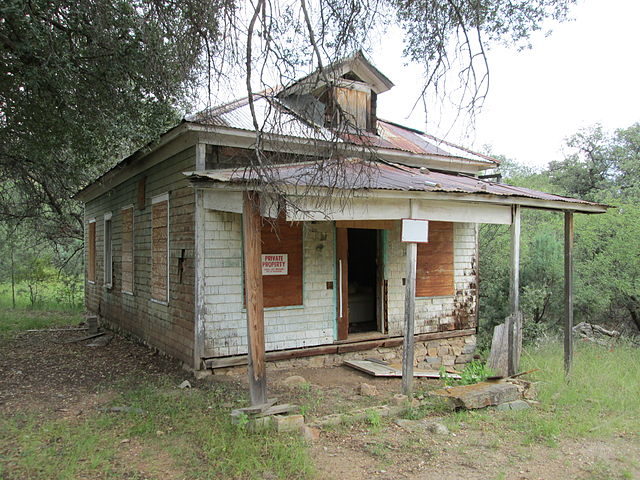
[344,359,461,379]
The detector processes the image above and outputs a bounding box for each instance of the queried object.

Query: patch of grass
[0,308,83,336]
[1,380,314,479]
[582,460,634,480]
[479,340,640,446]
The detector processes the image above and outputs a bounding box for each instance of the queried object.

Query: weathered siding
[202,215,478,358]
[202,211,334,357]
[385,222,478,335]
[84,147,196,366]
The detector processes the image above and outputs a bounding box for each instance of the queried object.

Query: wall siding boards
[84,147,196,366]
[202,211,478,358]
[203,212,334,357]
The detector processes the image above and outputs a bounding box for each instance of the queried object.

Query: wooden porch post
[509,205,521,314]
[242,191,267,405]
[402,240,417,395]
[507,205,521,376]
[564,211,574,377]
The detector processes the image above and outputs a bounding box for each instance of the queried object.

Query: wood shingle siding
[151,196,169,303]
[84,146,196,366]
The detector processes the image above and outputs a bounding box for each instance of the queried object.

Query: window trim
[87,218,96,284]
[103,212,113,289]
[151,193,170,304]
[121,204,135,296]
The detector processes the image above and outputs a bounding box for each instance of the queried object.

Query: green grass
[0,309,84,336]
[445,339,640,446]
[0,381,314,480]
[0,282,83,312]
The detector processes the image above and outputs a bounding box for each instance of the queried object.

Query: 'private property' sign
[261,254,288,275]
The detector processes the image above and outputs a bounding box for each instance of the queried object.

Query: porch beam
[564,211,574,377]
[242,191,267,405]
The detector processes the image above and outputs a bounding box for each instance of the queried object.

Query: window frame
[150,193,170,305]
[87,218,96,284]
[121,204,135,295]
[103,212,113,289]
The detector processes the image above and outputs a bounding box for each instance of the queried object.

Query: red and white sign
[261,254,288,275]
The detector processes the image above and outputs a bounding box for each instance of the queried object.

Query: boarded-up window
[261,220,303,308]
[416,221,454,297]
[104,213,113,288]
[151,194,169,303]
[121,206,134,294]
[87,220,96,283]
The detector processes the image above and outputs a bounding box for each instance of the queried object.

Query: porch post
[402,241,417,395]
[506,205,522,376]
[509,205,521,314]
[242,191,267,405]
[564,211,574,377]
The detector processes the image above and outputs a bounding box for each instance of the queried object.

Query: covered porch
[187,158,608,402]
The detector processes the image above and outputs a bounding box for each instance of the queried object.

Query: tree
[1,0,578,241]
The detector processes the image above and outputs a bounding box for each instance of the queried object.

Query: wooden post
[509,205,521,315]
[564,211,574,377]
[242,191,267,405]
[508,205,521,376]
[402,241,417,395]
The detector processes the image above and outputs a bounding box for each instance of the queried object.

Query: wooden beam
[508,205,521,377]
[203,329,477,370]
[402,241,417,395]
[335,220,397,230]
[242,191,267,405]
[564,211,574,377]
[509,205,521,314]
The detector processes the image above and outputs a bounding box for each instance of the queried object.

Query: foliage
[479,122,640,345]
[0,0,578,242]
[440,361,493,386]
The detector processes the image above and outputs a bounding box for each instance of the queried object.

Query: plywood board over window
[416,221,454,297]
[261,219,303,308]
[151,194,169,303]
[121,206,134,294]
[87,219,96,283]
[104,213,113,288]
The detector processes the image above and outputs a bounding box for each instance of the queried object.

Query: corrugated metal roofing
[186,159,603,208]
[186,95,497,166]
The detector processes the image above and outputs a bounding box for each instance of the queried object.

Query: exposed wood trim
[203,329,476,369]
[193,189,206,369]
[564,211,574,377]
[242,191,267,405]
[336,220,397,230]
[336,227,349,341]
[195,142,207,171]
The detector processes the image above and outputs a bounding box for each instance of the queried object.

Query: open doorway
[347,229,377,333]
[336,227,386,340]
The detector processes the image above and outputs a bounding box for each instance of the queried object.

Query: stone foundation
[211,334,477,376]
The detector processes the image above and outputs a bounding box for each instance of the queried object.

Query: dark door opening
[347,229,378,333]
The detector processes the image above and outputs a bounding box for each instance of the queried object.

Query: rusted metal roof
[186,95,497,166]
[186,159,605,209]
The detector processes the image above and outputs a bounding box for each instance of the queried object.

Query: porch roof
[185,158,609,214]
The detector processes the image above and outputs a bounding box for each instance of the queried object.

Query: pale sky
[373,0,640,169]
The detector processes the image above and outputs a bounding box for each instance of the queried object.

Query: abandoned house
[75,52,608,374]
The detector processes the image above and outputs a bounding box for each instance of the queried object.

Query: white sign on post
[401,219,429,243]
[261,254,288,275]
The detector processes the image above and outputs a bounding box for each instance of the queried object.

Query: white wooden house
[76,52,607,375]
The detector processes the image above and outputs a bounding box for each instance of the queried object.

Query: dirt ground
[1,329,638,480]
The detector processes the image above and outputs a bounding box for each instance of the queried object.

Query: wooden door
[336,227,349,340]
